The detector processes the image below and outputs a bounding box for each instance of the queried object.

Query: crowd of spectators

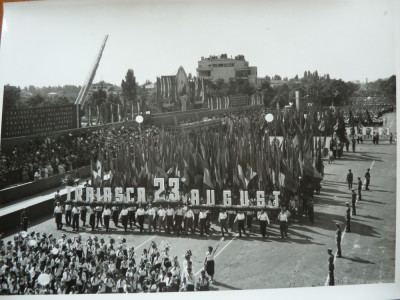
[0,231,212,295]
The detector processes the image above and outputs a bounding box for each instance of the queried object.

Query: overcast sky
[0,0,398,88]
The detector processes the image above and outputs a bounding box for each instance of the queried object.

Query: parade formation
[0,21,397,295]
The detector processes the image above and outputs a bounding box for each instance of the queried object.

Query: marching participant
[54,202,64,230]
[234,210,246,237]
[80,204,87,227]
[102,205,112,232]
[146,204,156,233]
[128,204,136,229]
[65,202,72,227]
[258,209,270,238]
[157,206,166,233]
[95,205,103,229]
[136,204,146,233]
[277,207,288,238]
[199,209,209,237]
[218,209,229,237]
[88,204,96,231]
[119,205,129,232]
[112,205,120,228]
[165,205,175,234]
[184,206,195,235]
[72,204,80,232]
[174,204,184,236]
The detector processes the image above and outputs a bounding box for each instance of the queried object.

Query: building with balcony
[196,54,258,86]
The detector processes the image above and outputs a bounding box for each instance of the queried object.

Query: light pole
[136,115,144,142]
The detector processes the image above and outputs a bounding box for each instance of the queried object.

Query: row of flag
[90,106,347,195]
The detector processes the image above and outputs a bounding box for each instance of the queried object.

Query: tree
[273,75,282,81]
[121,69,137,117]
[27,94,45,107]
[3,85,20,110]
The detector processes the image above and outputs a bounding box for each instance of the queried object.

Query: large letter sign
[256,191,265,206]
[190,189,200,205]
[126,188,134,202]
[168,178,180,201]
[240,190,249,206]
[115,187,124,202]
[86,187,94,202]
[75,187,82,201]
[103,187,112,202]
[137,188,146,203]
[154,178,165,200]
[223,190,232,206]
[206,190,215,205]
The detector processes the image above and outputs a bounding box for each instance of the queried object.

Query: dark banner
[1,104,80,138]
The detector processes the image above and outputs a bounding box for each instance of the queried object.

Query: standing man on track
[346,169,353,190]
[336,223,342,258]
[345,203,351,232]
[365,168,371,190]
[351,190,357,216]
[328,248,335,286]
[357,177,362,201]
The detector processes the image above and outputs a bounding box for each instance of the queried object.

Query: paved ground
[1,112,398,297]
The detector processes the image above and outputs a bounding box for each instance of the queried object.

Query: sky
[0,0,398,88]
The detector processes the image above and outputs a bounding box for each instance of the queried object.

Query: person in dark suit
[345,203,351,232]
[351,190,357,216]
[357,177,362,201]
[20,209,29,232]
[346,169,353,190]
[328,248,335,286]
[365,168,371,190]
[336,223,342,258]
[351,138,356,152]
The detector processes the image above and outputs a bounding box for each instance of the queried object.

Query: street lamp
[265,113,274,123]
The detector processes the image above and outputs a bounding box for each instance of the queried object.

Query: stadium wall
[0,166,90,205]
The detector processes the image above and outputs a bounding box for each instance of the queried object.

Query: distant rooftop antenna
[75,35,109,106]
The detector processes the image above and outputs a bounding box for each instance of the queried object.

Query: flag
[203,167,214,188]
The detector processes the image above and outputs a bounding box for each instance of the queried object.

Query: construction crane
[75,35,109,106]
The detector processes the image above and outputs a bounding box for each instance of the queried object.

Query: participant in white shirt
[258,209,270,238]
[199,209,208,236]
[184,268,195,291]
[157,206,166,233]
[234,211,246,237]
[119,206,129,232]
[102,206,112,232]
[135,205,145,233]
[277,208,289,238]
[146,204,156,233]
[218,209,228,237]
[204,243,219,283]
[184,207,195,235]
[53,202,63,230]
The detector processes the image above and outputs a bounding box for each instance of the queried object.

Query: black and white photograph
[0,0,399,299]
